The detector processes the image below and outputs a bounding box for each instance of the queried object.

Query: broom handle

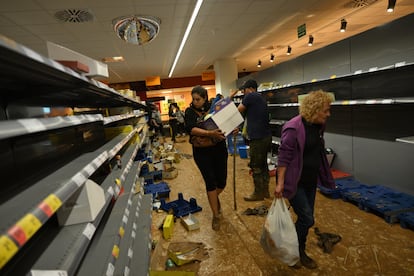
[233,133,237,210]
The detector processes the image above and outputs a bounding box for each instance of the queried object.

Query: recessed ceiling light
[102,56,125,63]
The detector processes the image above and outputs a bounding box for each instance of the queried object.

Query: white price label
[82,223,96,240]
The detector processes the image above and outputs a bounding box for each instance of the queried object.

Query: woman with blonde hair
[274,90,335,269]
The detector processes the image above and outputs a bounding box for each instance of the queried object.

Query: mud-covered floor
[150,136,414,275]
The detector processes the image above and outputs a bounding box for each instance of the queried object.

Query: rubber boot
[243,192,264,201]
[263,183,271,198]
[244,171,264,201]
[263,168,271,198]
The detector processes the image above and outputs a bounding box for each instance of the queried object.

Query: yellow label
[39,194,62,217]
[119,227,125,238]
[112,245,120,258]
[16,214,42,242]
[0,236,18,269]
[115,179,121,186]
[44,194,62,212]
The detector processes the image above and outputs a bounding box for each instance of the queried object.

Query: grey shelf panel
[272,136,281,145]
[269,119,286,126]
[0,35,145,109]
[29,194,113,275]
[28,143,141,275]
[76,162,150,276]
[0,131,139,269]
[0,114,103,140]
[114,194,152,276]
[103,112,146,125]
[258,62,414,93]
[268,97,414,107]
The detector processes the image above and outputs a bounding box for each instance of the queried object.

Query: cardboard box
[181,214,200,231]
[150,271,195,276]
[162,167,178,179]
[163,214,174,239]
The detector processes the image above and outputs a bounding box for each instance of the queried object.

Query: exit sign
[297,24,306,38]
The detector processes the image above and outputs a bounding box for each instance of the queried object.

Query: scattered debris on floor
[314,227,342,253]
[242,205,268,216]
[168,242,209,267]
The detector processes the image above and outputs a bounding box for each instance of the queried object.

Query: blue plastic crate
[319,178,363,200]
[141,170,163,182]
[318,185,341,199]
[144,181,170,199]
[227,134,245,155]
[360,192,414,223]
[340,183,373,204]
[160,193,202,217]
[335,178,363,192]
[398,212,414,230]
[238,145,249,159]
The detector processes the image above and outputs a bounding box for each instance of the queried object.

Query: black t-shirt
[298,118,322,186]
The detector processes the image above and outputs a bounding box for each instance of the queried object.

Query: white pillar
[213,58,238,97]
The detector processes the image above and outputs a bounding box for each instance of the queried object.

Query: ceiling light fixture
[270,54,275,62]
[387,0,396,12]
[168,0,203,78]
[257,60,262,67]
[113,15,160,45]
[308,35,314,46]
[340,19,347,32]
[287,46,292,55]
[102,56,125,63]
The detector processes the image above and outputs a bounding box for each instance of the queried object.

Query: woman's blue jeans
[288,184,317,252]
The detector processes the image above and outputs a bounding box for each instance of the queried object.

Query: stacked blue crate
[227,133,245,155]
[318,176,414,229]
[360,191,414,223]
[144,181,171,199]
[160,193,202,217]
[318,177,360,199]
[398,212,414,230]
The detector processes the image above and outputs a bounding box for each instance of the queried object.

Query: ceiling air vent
[54,9,94,23]
[344,0,378,8]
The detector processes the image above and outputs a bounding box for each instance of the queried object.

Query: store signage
[297,24,306,38]
[145,76,161,86]
[201,71,215,81]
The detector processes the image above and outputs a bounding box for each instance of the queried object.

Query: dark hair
[241,79,258,90]
[191,85,210,111]
[191,85,208,100]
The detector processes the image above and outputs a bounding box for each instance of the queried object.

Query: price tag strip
[0,151,110,269]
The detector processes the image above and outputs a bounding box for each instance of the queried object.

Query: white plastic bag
[260,198,299,266]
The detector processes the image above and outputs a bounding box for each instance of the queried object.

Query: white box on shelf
[57,179,106,226]
[47,41,108,78]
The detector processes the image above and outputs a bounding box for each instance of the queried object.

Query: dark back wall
[241,14,414,195]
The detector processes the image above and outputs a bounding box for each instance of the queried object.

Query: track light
[387,0,396,12]
[340,19,347,32]
[270,54,275,62]
[257,59,262,67]
[308,35,314,46]
[287,46,292,55]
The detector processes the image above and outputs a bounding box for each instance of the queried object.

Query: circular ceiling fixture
[113,15,160,45]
